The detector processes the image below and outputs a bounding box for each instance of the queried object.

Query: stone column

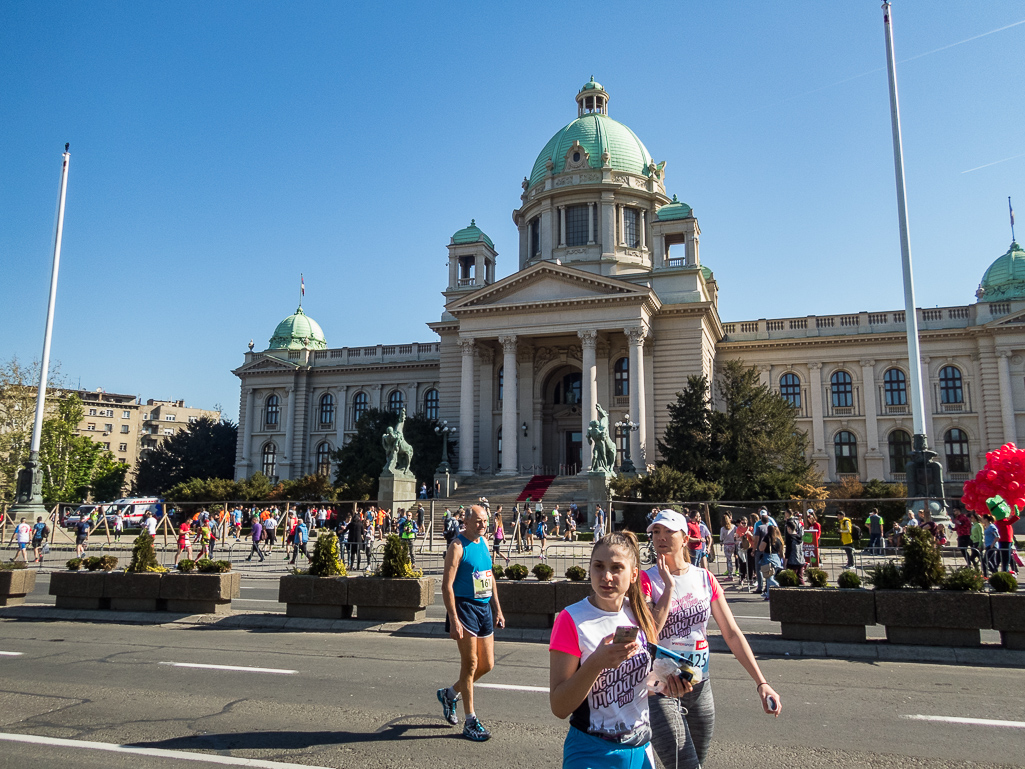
[458,339,475,475]
[558,206,566,247]
[618,205,625,245]
[499,336,519,475]
[540,202,553,261]
[479,349,494,470]
[626,327,647,467]
[579,330,598,471]
[757,364,770,388]
[808,363,827,473]
[370,383,382,410]
[921,357,936,444]
[335,385,347,448]
[283,385,296,480]
[997,350,1017,444]
[587,203,595,244]
[239,391,254,475]
[861,360,879,452]
[640,210,647,250]
[600,193,615,257]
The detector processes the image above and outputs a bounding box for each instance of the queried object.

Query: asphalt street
[0,619,1022,769]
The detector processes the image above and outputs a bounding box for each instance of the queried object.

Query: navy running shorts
[445,598,494,638]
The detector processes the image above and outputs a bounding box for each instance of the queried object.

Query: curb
[3,604,1023,668]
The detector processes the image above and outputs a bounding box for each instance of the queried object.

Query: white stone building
[233,79,1025,490]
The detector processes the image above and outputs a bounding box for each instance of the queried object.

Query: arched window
[614,357,629,397]
[497,366,504,402]
[261,443,277,477]
[351,391,368,426]
[779,372,801,408]
[831,371,853,408]
[834,431,858,474]
[945,428,971,473]
[562,372,582,405]
[940,366,964,404]
[888,429,912,474]
[316,442,332,476]
[388,390,404,413]
[496,426,503,471]
[264,395,280,428]
[565,204,590,247]
[319,393,334,427]
[883,368,907,406]
[423,389,438,420]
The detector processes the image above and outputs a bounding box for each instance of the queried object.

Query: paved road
[0,620,1022,769]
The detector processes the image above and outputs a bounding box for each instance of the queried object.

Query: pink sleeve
[549,610,581,657]
[709,573,723,602]
[639,570,653,599]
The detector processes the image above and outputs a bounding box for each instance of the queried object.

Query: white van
[108,498,165,526]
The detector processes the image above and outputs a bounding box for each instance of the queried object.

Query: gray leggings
[649,680,714,769]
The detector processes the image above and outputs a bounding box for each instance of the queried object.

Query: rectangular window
[162,428,173,435]
[103,442,110,449]
[107,409,115,417]
[623,208,639,248]
[565,205,589,246]
[189,416,199,423]
[530,216,540,256]
[87,423,95,431]
[143,413,150,420]
[88,408,97,416]
[122,410,131,419]
[118,458,126,464]
[165,414,176,421]
[118,443,128,452]
[120,425,130,433]
[104,423,113,432]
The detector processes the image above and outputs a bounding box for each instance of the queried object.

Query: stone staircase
[446,474,592,511]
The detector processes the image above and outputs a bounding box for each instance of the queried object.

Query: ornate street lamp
[614,414,639,474]
[434,421,457,473]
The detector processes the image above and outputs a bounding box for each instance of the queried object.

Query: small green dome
[528,112,654,189]
[451,219,494,249]
[655,194,692,221]
[701,265,713,281]
[979,241,1025,302]
[268,307,327,350]
[579,76,604,92]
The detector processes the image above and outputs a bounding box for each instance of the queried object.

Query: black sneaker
[463,716,491,742]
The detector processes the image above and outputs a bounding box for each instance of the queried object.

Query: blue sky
[2,1,1023,422]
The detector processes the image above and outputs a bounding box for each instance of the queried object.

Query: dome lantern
[576,76,608,117]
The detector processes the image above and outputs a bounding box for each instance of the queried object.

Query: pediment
[449,263,647,313]
[233,354,298,375]
[987,307,1025,327]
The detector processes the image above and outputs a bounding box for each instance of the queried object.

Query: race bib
[472,569,494,600]
[668,635,709,673]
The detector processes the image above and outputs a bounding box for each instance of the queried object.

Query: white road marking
[0,731,331,767]
[159,662,297,675]
[476,682,548,692]
[0,651,24,656]
[903,714,1025,729]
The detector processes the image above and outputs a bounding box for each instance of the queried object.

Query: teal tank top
[453,533,494,603]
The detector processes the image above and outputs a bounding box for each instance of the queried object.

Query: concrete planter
[0,569,37,607]
[104,572,164,612]
[875,590,992,647]
[498,580,556,628]
[555,580,593,613]
[990,593,1025,650]
[50,571,109,610]
[768,587,876,643]
[278,575,352,619]
[347,576,434,621]
[161,573,241,615]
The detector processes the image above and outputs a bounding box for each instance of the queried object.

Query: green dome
[451,219,494,249]
[528,112,654,190]
[655,194,692,221]
[579,76,604,92]
[268,307,327,350]
[979,241,1025,302]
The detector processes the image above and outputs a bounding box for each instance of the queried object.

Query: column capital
[578,329,599,349]
[498,335,518,354]
[458,338,476,356]
[757,364,771,372]
[860,359,876,368]
[808,362,822,371]
[624,326,648,345]
[998,349,1012,359]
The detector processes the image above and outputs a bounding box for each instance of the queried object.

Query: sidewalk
[3,603,1023,669]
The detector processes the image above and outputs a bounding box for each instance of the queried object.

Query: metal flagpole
[12,145,71,518]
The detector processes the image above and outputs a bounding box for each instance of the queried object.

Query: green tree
[332,409,395,498]
[657,374,711,474]
[133,417,237,495]
[0,356,64,504]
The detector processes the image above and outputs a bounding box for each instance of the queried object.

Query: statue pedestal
[587,473,612,529]
[379,475,416,516]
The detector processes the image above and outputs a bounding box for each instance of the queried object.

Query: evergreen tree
[133,417,237,495]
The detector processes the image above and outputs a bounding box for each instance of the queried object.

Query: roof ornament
[470,219,476,227]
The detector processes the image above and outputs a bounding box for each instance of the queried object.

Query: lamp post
[615,414,639,474]
[12,145,71,519]
[434,421,457,473]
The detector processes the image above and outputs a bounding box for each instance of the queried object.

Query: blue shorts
[563,727,654,769]
[445,598,494,638]
[15,542,27,550]
[691,547,706,561]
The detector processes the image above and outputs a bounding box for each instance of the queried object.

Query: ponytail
[594,531,657,644]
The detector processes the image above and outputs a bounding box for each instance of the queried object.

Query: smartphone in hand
[612,625,639,644]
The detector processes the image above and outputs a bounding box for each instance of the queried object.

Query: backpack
[851,524,862,544]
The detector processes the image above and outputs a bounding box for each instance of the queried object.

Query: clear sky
[2,1,1023,422]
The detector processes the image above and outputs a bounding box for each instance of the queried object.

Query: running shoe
[437,688,459,725]
[463,716,491,742]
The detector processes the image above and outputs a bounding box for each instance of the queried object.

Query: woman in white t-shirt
[642,510,782,769]
[549,531,684,769]
[719,514,737,580]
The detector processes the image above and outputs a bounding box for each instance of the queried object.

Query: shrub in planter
[532,563,554,582]
[492,564,505,580]
[867,561,904,590]
[506,563,529,581]
[806,568,828,588]
[989,572,1018,593]
[98,555,118,571]
[127,533,166,573]
[837,570,862,589]
[941,567,985,592]
[775,569,799,587]
[66,558,83,571]
[83,557,103,571]
[308,532,347,577]
[197,559,232,574]
[901,526,944,589]
[177,559,196,573]
[378,534,420,578]
[0,561,27,571]
[565,565,587,582]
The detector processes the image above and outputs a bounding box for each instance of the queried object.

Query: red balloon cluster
[961,442,1025,513]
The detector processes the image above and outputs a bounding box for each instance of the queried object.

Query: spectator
[758,525,784,599]
[348,511,365,570]
[563,511,576,542]
[593,505,605,540]
[720,513,736,580]
[982,514,1000,576]
[968,513,984,567]
[784,510,805,584]
[838,511,855,569]
[888,520,904,551]
[290,518,311,564]
[995,506,1021,573]
[399,509,418,565]
[804,510,822,566]
[865,508,884,555]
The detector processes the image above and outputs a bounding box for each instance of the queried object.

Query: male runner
[437,505,505,742]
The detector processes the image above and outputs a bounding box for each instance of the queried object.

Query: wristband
[756,682,771,690]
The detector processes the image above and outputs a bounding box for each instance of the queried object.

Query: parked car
[64,504,109,528]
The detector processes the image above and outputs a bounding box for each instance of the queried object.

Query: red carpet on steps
[516,475,556,502]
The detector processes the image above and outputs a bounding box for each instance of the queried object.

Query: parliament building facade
[233,80,1025,490]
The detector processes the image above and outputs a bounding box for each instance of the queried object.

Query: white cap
[646,509,688,533]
